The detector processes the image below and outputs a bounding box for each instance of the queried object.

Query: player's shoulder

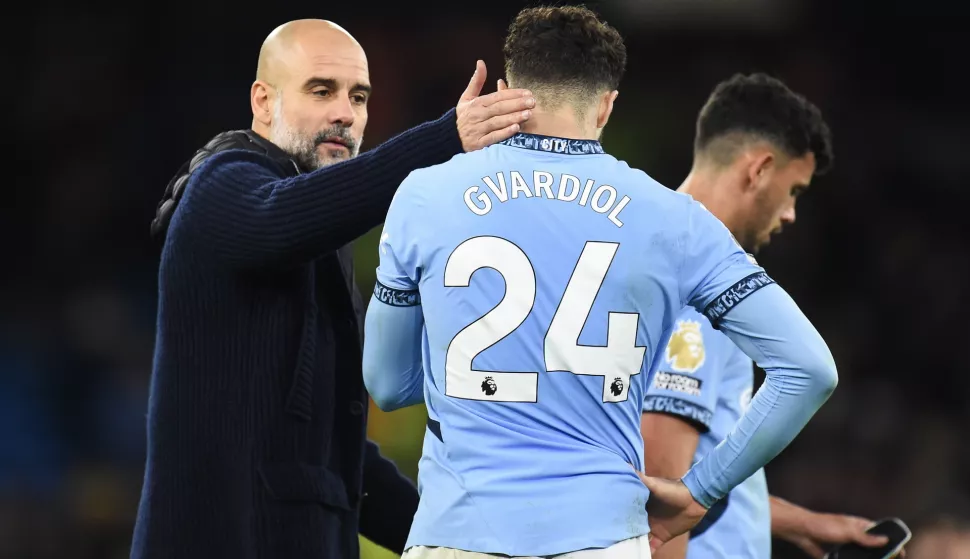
[602,158,700,233]
[397,148,493,195]
[670,306,719,341]
[191,149,286,186]
[611,157,695,208]
[408,145,495,175]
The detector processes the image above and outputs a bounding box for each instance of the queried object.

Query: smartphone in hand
[824,518,911,559]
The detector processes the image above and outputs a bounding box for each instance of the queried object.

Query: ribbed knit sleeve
[178,108,462,269]
[358,441,420,554]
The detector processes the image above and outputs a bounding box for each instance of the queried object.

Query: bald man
[137,19,535,559]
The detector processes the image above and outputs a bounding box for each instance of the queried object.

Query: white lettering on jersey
[462,171,632,227]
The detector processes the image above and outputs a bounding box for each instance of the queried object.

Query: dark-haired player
[363,8,839,559]
[641,74,898,559]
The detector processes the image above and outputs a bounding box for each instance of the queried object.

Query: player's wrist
[679,470,713,510]
[770,497,816,542]
[683,488,708,517]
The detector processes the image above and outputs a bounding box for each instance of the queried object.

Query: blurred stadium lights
[603,0,805,31]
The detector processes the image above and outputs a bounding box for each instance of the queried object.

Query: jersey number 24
[444,236,647,404]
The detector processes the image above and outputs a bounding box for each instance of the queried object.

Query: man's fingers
[854,518,889,547]
[638,473,666,495]
[482,96,536,120]
[460,60,487,102]
[856,533,890,547]
[635,469,675,497]
[497,78,508,91]
[477,87,533,108]
[630,465,649,485]
[477,123,522,147]
[477,111,531,135]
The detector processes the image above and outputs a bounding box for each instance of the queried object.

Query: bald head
[250,19,371,170]
[256,19,364,86]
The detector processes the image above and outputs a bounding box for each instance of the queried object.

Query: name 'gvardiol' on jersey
[462,170,632,227]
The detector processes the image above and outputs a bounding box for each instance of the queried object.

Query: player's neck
[677,169,746,239]
[519,108,599,141]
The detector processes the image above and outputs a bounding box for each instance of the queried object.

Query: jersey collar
[498,132,604,155]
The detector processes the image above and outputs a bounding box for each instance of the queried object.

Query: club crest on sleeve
[664,319,706,373]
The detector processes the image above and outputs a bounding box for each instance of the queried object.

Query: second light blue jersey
[644,309,771,559]
[373,133,768,556]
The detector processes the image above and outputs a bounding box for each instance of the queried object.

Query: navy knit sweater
[131,109,463,559]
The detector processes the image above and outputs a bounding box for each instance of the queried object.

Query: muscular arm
[770,495,892,558]
[642,413,701,559]
[181,110,462,270]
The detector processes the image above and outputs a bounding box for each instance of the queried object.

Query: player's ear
[596,90,619,129]
[251,80,274,127]
[746,151,774,191]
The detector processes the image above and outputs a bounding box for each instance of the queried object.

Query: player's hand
[789,513,901,559]
[636,470,708,554]
[456,60,535,152]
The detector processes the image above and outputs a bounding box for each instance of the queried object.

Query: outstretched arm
[180,62,534,270]
[771,496,892,559]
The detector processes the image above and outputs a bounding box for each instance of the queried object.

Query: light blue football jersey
[644,309,771,559]
[374,133,768,556]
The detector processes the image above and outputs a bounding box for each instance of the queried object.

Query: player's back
[400,134,698,555]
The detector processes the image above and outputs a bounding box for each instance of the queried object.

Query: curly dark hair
[503,5,627,101]
[695,73,834,174]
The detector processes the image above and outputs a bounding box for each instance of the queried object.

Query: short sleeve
[374,174,423,306]
[680,200,775,327]
[643,315,724,432]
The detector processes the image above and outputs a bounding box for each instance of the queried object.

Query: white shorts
[402,535,652,559]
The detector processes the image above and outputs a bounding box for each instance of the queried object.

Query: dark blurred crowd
[5,3,966,558]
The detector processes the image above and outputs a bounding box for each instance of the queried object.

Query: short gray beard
[269,97,361,170]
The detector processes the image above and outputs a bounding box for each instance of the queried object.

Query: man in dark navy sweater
[132,19,535,559]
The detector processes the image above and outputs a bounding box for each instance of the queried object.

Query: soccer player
[640,73,897,559]
[362,6,838,558]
